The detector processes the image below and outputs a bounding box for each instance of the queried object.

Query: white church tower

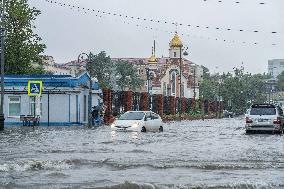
[169,32,183,59]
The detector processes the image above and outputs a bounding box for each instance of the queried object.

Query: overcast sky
[28,0,284,74]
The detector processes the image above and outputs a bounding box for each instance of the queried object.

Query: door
[145,112,154,130]
[152,113,161,130]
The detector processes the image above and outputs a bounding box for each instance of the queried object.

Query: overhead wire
[43,0,279,46]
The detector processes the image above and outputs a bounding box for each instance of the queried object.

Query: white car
[245,104,284,134]
[111,111,163,132]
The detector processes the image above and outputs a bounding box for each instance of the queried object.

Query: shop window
[8,96,21,117]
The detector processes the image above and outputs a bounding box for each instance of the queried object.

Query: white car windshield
[118,112,145,120]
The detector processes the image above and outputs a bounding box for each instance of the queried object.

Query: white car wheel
[141,126,146,132]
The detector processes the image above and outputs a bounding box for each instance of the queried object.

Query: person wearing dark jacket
[92,106,99,126]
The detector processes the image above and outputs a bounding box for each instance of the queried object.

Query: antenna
[154,40,156,56]
[175,22,178,33]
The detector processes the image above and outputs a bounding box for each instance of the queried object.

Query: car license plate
[258,119,268,122]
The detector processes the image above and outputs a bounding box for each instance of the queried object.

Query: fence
[103,89,224,124]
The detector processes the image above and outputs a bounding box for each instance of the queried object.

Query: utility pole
[218,86,221,118]
[146,68,150,93]
[178,45,189,120]
[87,53,93,128]
[268,83,271,103]
[179,46,182,121]
[0,0,6,131]
[78,53,93,127]
[193,67,196,100]
[218,78,223,118]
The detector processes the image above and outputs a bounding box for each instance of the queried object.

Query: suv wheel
[246,130,251,134]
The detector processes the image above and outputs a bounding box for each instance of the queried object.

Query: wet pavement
[0,118,284,189]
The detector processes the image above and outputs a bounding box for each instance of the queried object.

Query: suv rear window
[250,107,276,115]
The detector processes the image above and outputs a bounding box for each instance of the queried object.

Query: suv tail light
[273,117,281,124]
[246,117,253,123]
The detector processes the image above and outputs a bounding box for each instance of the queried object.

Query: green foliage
[88,52,144,91]
[277,71,284,91]
[89,51,114,89]
[114,60,144,91]
[200,67,267,114]
[199,78,218,101]
[201,65,210,79]
[29,64,46,74]
[1,0,46,74]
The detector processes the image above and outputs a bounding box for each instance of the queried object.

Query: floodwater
[0,118,284,189]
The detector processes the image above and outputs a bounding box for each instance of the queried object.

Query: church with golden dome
[113,32,204,99]
[148,32,204,99]
[61,33,203,99]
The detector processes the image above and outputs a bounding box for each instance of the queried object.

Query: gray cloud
[29,0,284,74]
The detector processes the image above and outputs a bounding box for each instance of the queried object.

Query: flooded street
[1,118,284,189]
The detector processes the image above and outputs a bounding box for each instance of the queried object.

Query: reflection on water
[131,131,138,139]
[111,130,139,140]
[111,130,116,140]
[0,118,284,189]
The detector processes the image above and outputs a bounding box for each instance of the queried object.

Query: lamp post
[193,64,196,100]
[146,69,154,111]
[0,0,6,131]
[265,80,272,103]
[146,67,150,93]
[179,46,188,120]
[218,77,224,118]
[78,53,93,127]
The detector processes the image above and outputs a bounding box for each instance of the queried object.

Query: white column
[35,96,41,117]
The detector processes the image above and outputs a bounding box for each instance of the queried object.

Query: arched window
[171,72,176,95]
[163,82,167,96]
[174,52,177,57]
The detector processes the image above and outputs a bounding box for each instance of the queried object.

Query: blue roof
[4,74,73,78]
[4,72,100,90]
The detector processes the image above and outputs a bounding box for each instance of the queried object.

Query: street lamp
[77,53,93,127]
[146,68,150,93]
[192,64,197,100]
[179,46,188,120]
[0,0,6,131]
[218,77,224,118]
[265,80,272,103]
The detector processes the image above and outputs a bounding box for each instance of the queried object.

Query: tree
[277,71,284,91]
[199,78,218,100]
[89,51,114,89]
[200,67,268,114]
[114,60,144,91]
[1,0,46,74]
[201,65,210,80]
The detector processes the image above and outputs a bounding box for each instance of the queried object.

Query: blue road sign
[28,81,42,96]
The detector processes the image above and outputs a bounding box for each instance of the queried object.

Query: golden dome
[170,33,183,47]
[148,54,157,63]
[148,46,157,64]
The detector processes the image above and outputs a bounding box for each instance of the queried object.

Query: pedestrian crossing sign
[28,81,42,96]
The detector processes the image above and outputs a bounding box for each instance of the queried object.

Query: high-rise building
[268,59,284,79]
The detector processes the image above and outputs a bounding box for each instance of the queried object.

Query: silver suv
[245,104,284,134]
